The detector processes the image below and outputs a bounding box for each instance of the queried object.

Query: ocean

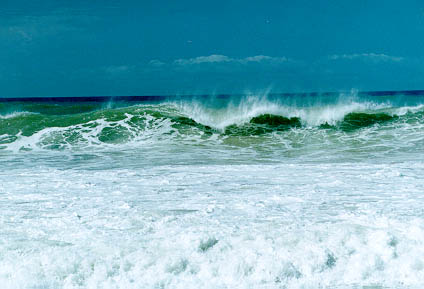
[1,90,424,288]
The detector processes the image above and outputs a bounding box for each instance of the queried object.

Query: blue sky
[1,0,424,96]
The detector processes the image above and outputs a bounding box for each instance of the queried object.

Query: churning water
[1,91,424,288]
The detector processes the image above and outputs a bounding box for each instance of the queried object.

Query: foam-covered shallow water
[1,91,424,288]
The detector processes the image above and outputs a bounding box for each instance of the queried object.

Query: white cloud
[173,54,289,65]
[174,54,232,65]
[149,59,166,67]
[240,55,288,63]
[329,53,403,62]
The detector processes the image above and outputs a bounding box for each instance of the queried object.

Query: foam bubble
[1,163,424,288]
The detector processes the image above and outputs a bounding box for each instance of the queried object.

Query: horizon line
[1,89,424,102]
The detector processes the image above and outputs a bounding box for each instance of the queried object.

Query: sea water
[1,91,424,288]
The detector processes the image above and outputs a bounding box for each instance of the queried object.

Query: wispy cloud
[0,7,103,44]
[240,55,288,63]
[148,60,166,67]
[173,54,290,65]
[329,53,404,62]
[174,54,232,65]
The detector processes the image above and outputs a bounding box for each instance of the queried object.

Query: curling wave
[1,93,424,152]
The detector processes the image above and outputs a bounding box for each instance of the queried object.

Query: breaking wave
[1,92,424,152]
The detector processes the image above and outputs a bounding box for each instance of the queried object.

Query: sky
[1,0,424,97]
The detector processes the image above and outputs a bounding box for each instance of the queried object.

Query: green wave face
[339,112,398,131]
[1,96,424,154]
[223,115,301,136]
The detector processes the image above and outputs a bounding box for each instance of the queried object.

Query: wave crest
[1,95,424,151]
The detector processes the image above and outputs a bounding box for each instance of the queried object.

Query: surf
[1,91,424,153]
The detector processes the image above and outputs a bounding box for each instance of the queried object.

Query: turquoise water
[1,91,424,288]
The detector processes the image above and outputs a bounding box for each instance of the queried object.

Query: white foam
[0,111,33,119]
[1,109,180,152]
[174,93,392,129]
[2,94,424,288]
[1,162,424,288]
[393,104,424,116]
